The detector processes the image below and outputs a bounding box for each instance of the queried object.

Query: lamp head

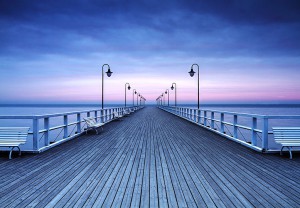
[106,68,113,77]
[128,85,131,90]
[188,67,195,77]
[135,91,137,94]
[171,85,174,90]
[165,91,167,94]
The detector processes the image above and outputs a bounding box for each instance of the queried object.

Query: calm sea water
[0,104,300,150]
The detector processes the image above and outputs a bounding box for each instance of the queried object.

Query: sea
[0,104,300,151]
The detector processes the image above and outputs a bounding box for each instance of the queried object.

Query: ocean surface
[0,104,300,150]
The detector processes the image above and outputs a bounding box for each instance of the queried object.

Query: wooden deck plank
[177,118,298,207]
[0,107,300,208]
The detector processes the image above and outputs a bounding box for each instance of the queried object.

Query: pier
[0,107,300,207]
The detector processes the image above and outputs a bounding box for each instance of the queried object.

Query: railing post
[233,115,238,138]
[211,112,215,129]
[194,109,196,122]
[198,110,201,124]
[95,111,98,122]
[77,113,81,134]
[64,115,68,138]
[44,117,49,146]
[221,113,224,133]
[87,112,90,117]
[251,117,257,146]
[262,117,269,151]
[204,111,207,126]
[33,117,39,151]
[101,109,104,123]
[105,109,108,122]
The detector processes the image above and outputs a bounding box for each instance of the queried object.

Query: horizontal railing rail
[0,106,144,153]
[159,106,300,152]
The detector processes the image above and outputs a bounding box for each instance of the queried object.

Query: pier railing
[0,106,143,153]
[159,106,300,152]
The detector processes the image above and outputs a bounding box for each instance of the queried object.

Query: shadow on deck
[0,107,300,207]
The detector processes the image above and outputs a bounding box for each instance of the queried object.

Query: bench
[112,111,123,120]
[123,109,131,116]
[83,117,104,135]
[273,127,300,159]
[0,127,30,159]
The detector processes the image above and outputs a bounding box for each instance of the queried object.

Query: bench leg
[94,127,98,135]
[8,146,21,160]
[9,147,13,160]
[288,147,293,159]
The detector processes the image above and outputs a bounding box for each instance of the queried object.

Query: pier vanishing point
[0,107,300,207]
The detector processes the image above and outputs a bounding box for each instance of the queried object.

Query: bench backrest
[273,127,300,140]
[0,127,30,143]
[84,117,97,127]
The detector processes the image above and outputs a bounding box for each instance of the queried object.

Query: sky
[0,0,300,105]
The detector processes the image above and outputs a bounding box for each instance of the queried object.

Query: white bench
[123,109,131,116]
[0,127,30,159]
[112,112,123,120]
[83,117,104,135]
[273,127,300,159]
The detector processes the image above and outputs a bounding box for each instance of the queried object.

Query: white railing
[159,106,300,152]
[0,106,143,153]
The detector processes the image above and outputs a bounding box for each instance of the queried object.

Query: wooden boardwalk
[0,107,300,208]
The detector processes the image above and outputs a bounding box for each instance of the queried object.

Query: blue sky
[1,0,300,105]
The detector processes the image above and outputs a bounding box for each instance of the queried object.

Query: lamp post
[133,89,136,106]
[171,83,177,107]
[101,64,113,109]
[125,83,131,107]
[162,93,165,106]
[137,93,139,106]
[165,89,169,106]
[139,94,141,105]
[188,63,200,109]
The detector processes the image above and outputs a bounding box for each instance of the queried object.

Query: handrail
[158,106,300,152]
[0,106,144,153]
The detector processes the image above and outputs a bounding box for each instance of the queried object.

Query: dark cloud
[0,0,299,60]
[180,0,300,24]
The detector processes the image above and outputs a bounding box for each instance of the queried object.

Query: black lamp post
[125,83,131,107]
[133,89,136,106]
[139,94,141,105]
[188,63,200,109]
[171,83,177,107]
[165,89,169,106]
[137,93,139,106]
[101,64,113,109]
[159,95,162,105]
[162,93,165,106]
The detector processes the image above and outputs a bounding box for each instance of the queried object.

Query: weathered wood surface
[0,107,299,207]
